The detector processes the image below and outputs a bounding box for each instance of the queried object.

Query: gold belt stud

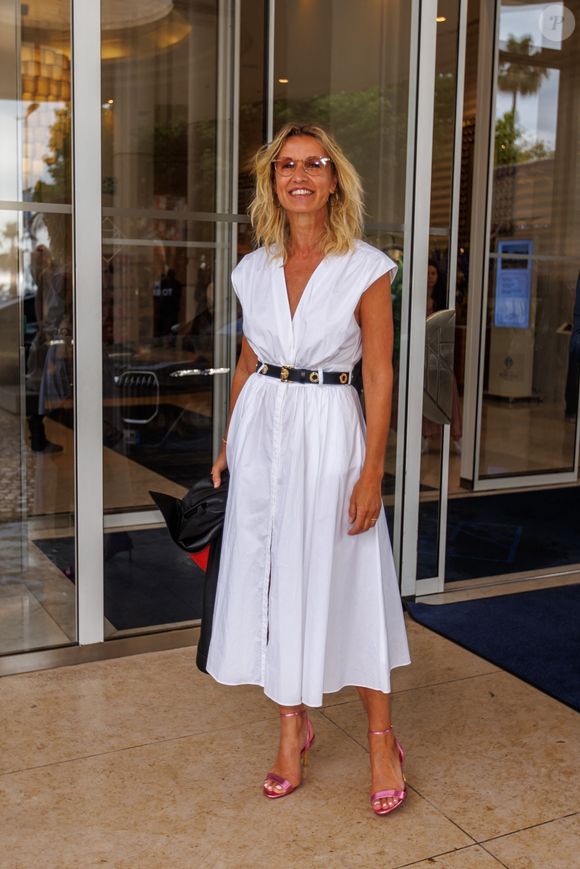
[339,372,349,384]
[309,371,320,383]
[262,363,269,374]
[280,366,290,382]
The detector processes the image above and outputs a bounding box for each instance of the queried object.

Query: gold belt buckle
[280,365,291,382]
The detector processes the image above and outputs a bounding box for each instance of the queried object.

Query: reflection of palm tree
[498,35,549,118]
[495,35,550,239]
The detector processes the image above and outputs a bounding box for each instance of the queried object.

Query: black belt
[256,361,351,385]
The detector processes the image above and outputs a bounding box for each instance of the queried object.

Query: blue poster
[494,240,532,329]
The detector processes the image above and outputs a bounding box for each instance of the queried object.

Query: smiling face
[273,135,337,217]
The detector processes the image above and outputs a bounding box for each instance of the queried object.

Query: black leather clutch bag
[150,472,229,553]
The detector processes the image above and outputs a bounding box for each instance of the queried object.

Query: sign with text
[494,240,533,329]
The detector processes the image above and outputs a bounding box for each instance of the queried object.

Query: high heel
[263,708,315,799]
[368,725,407,816]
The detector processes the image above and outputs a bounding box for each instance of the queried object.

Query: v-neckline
[281,256,325,324]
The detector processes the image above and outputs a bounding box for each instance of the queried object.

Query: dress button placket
[261,382,286,675]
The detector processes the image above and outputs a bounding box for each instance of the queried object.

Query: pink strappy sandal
[368,725,407,816]
[263,708,315,799]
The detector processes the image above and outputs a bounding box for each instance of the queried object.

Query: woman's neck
[286,212,326,258]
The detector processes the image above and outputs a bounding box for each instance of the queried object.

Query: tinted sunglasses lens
[304,158,325,173]
[275,160,296,175]
[273,158,330,175]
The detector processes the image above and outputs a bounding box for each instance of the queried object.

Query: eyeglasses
[272,156,333,176]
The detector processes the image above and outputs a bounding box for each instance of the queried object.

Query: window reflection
[0,0,76,656]
[272,0,411,534]
[101,1,223,521]
[479,0,580,479]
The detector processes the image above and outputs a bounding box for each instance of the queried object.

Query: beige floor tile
[323,671,580,842]
[0,588,71,654]
[484,814,580,869]
[391,618,498,692]
[0,648,275,774]
[0,714,472,869]
[405,844,504,868]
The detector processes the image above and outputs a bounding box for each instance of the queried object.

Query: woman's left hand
[348,473,383,535]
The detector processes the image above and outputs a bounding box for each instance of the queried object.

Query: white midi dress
[206,240,410,707]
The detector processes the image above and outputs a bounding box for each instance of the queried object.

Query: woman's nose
[290,160,308,180]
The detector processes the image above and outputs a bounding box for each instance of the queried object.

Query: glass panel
[273,0,412,534]
[101,0,229,638]
[417,0,461,579]
[479,0,580,479]
[0,0,75,655]
[238,0,266,216]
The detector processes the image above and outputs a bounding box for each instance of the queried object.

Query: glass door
[462,0,580,490]
[416,0,467,591]
[0,0,77,654]
[97,0,421,638]
[272,0,413,549]
[441,0,580,587]
[99,0,238,637]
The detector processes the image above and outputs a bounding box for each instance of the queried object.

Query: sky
[496,3,572,148]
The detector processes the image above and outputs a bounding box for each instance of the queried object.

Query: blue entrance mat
[408,584,580,712]
[419,485,580,580]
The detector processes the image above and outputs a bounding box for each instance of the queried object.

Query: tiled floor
[1,617,578,867]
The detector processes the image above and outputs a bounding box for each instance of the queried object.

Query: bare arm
[348,273,394,534]
[211,334,257,487]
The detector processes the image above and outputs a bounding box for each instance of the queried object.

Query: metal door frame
[73,0,241,640]
[409,0,468,596]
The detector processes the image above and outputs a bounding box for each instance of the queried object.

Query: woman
[208,123,410,816]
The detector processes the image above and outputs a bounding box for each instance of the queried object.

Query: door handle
[169,367,230,378]
[423,308,456,425]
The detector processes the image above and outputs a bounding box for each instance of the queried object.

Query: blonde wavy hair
[248,123,364,258]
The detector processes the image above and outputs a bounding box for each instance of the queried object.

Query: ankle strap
[368,725,393,736]
[280,709,305,719]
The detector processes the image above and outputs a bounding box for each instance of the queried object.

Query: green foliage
[152,119,216,206]
[495,109,554,166]
[32,106,72,203]
[273,85,408,181]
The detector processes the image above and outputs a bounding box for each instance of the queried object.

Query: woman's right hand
[211,447,228,488]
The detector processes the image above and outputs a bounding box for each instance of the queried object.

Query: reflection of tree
[153,120,216,207]
[273,86,407,173]
[495,110,554,166]
[32,106,72,203]
[433,73,457,152]
[272,86,408,225]
[498,35,549,119]
[496,36,552,172]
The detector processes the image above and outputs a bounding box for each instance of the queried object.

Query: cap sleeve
[362,246,398,291]
[231,255,248,308]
